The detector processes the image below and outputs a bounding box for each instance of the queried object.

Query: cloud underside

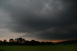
[0,0,77,40]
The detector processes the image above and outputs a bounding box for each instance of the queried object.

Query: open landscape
[0,0,77,51]
[0,44,77,51]
[0,38,76,51]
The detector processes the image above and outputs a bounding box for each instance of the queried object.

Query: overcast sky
[0,0,77,41]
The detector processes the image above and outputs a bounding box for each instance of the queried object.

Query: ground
[0,44,77,51]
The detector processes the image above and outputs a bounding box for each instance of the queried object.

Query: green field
[0,44,77,51]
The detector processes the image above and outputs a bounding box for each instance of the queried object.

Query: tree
[30,40,36,45]
[9,39,15,43]
[22,39,25,43]
[3,40,7,45]
[3,40,7,43]
[15,38,25,43]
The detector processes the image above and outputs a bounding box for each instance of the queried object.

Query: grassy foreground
[0,44,77,51]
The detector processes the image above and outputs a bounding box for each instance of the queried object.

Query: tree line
[0,38,77,46]
[0,38,53,46]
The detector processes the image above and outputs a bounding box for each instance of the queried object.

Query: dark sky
[0,0,77,41]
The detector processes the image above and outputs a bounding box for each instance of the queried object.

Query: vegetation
[0,38,53,46]
[0,38,77,51]
[0,38,77,46]
[0,44,77,51]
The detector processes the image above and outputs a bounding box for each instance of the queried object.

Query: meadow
[0,44,77,51]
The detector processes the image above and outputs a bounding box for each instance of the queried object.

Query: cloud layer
[0,0,77,40]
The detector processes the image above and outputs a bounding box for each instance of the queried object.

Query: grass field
[0,44,77,51]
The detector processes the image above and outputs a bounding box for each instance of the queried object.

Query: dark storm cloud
[37,27,77,40]
[0,0,77,40]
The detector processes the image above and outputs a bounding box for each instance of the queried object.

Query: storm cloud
[0,0,77,40]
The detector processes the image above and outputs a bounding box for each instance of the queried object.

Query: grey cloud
[0,0,77,40]
[37,27,77,40]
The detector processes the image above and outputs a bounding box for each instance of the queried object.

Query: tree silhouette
[0,38,76,46]
[3,40,7,46]
[9,39,15,43]
[15,38,25,43]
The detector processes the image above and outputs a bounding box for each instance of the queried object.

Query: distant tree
[31,40,36,42]
[15,38,25,43]
[0,40,3,45]
[0,40,2,42]
[9,39,15,43]
[3,40,7,43]
[30,40,37,45]
[24,40,30,45]
[3,40,7,45]
[22,39,25,43]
